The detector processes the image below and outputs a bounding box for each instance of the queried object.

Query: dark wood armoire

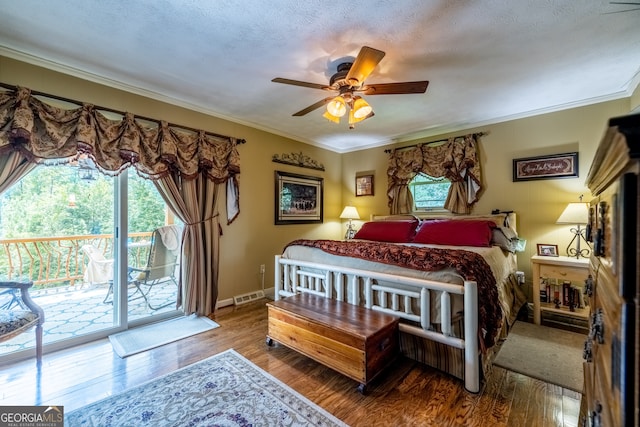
[583,112,639,427]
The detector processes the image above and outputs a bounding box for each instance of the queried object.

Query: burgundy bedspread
[285,239,503,350]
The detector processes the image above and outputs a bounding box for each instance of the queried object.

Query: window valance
[0,85,242,223]
[0,86,241,180]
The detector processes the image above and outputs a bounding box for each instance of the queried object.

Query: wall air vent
[233,290,265,305]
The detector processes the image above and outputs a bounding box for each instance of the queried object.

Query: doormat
[109,314,219,357]
[493,321,585,392]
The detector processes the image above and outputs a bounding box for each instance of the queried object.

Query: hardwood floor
[0,299,582,426]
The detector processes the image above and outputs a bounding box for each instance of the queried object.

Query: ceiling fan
[272,46,429,128]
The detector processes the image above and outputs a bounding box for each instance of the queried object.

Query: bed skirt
[399,273,526,382]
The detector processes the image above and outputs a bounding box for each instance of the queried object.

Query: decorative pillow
[491,226,519,253]
[412,219,495,246]
[353,220,419,243]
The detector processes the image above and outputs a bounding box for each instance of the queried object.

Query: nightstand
[531,255,590,325]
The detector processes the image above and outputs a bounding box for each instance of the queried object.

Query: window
[409,173,451,210]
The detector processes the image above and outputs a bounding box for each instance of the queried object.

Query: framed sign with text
[513,152,578,182]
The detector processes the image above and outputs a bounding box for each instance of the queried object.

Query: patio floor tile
[0,281,177,357]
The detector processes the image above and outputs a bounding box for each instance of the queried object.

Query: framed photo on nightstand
[537,243,559,257]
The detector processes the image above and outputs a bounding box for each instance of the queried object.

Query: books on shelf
[539,277,548,302]
[563,280,571,306]
[538,276,587,309]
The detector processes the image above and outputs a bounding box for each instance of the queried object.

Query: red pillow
[353,220,419,243]
[412,220,495,246]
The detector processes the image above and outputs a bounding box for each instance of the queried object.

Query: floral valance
[0,86,241,180]
[387,134,483,214]
[0,86,242,222]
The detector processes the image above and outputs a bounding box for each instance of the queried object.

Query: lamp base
[345,225,356,240]
[566,225,590,259]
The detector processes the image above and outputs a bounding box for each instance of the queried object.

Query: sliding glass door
[0,162,182,362]
[125,169,181,323]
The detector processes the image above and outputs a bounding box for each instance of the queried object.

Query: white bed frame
[274,255,481,392]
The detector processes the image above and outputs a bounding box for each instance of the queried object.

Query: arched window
[408,173,451,210]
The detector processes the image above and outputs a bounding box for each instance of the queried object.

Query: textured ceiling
[1,1,639,152]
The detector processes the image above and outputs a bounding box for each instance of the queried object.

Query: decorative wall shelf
[272,151,325,171]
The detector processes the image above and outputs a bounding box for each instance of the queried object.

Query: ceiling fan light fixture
[348,108,374,128]
[352,96,372,119]
[272,45,427,127]
[326,96,347,117]
[348,109,359,127]
[322,110,341,123]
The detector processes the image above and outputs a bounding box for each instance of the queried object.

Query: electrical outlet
[259,264,265,274]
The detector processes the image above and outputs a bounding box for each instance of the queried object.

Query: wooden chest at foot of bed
[266,293,399,392]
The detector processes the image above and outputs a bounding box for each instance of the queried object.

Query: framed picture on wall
[355,174,374,196]
[274,171,323,225]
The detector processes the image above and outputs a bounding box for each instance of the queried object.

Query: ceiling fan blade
[345,46,386,87]
[292,97,335,116]
[602,7,640,13]
[361,81,429,95]
[272,78,332,91]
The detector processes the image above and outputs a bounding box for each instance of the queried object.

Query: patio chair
[0,278,45,366]
[128,225,182,310]
[82,244,114,285]
[0,287,24,310]
[81,244,116,304]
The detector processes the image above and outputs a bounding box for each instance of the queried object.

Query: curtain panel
[0,86,242,315]
[387,134,482,214]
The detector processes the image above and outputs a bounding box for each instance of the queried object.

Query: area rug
[65,349,346,426]
[493,321,585,392]
[109,314,219,357]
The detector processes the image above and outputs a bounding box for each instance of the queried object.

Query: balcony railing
[0,232,152,288]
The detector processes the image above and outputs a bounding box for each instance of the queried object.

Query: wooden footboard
[274,255,481,393]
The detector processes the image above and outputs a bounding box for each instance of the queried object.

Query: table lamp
[339,206,360,239]
[556,197,590,259]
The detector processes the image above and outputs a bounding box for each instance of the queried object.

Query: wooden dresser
[583,113,639,427]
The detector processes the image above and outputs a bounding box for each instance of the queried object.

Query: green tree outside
[0,165,165,238]
[410,173,451,209]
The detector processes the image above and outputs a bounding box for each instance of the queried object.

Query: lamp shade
[322,110,341,123]
[326,96,347,117]
[556,202,588,225]
[352,97,373,119]
[339,206,360,220]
